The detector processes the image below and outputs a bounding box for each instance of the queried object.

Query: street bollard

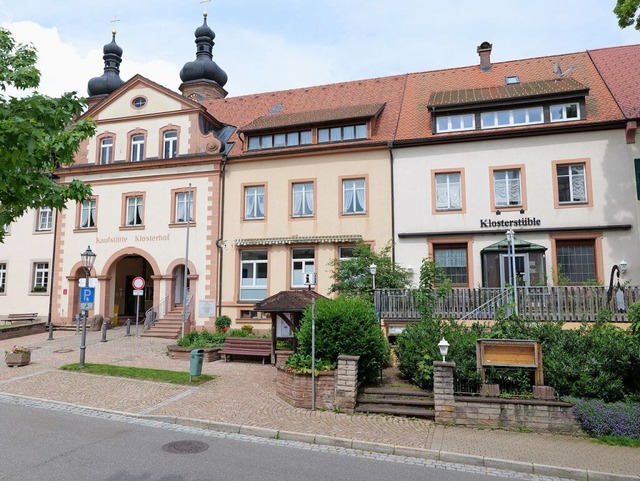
[125,319,131,336]
[100,321,108,342]
[75,313,80,334]
[47,321,54,341]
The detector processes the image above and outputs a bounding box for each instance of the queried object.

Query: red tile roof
[589,44,640,119]
[204,75,407,156]
[203,48,629,153]
[396,51,624,140]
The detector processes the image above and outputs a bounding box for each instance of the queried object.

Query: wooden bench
[7,313,39,324]
[218,338,272,364]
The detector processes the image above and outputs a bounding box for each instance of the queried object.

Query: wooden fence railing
[375,286,640,323]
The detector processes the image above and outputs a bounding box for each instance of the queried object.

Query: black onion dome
[87,33,124,96]
[179,14,227,87]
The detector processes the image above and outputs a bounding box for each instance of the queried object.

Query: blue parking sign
[80,287,95,309]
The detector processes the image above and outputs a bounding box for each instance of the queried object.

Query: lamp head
[619,260,628,274]
[81,245,96,272]
[438,337,450,362]
[369,263,377,276]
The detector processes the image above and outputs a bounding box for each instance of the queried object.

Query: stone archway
[165,259,199,310]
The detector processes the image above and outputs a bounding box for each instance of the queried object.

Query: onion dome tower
[87,30,125,106]
[179,12,228,101]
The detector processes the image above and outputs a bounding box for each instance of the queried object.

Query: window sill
[74,227,98,233]
[341,211,366,216]
[33,229,53,235]
[169,222,197,228]
[120,225,145,231]
[30,291,49,296]
[291,215,315,220]
[242,217,266,222]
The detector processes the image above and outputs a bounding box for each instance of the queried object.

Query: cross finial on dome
[200,0,211,17]
[110,15,120,36]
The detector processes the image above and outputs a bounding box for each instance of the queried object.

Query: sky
[0,0,638,99]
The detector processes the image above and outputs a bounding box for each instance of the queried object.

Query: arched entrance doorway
[111,254,155,322]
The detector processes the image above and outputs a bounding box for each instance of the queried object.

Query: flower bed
[166,345,221,362]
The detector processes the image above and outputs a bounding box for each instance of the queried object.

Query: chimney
[477,41,493,72]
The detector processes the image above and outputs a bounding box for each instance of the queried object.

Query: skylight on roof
[505,76,520,85]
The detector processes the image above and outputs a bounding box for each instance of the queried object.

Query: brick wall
[276,354,360,412]
[433,362,582,435]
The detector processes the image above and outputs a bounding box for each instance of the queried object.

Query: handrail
[144,295,169,329]
[458,289,511,321]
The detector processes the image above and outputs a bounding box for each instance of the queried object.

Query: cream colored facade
[0,209,55,319]
[220,147,393,328]
[51,77,224,329]
[393,129,640,288]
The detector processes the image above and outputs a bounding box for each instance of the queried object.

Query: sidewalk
[1,328,638,480]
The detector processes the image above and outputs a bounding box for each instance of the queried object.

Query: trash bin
[189,349,205,378]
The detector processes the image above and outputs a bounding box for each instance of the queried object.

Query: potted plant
[214,315,231,333]
[5,345,31,367]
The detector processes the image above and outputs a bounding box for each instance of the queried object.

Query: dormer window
[550,102,580,122]
[317,124,367,143]
[436,114,475,133]
[481,107,543,128]
[247,130,312,150]
[505,76,520,85]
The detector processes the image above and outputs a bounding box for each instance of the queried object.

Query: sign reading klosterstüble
[480,217,541,228]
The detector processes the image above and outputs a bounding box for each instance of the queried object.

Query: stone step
[355,403,435,419]
[361,386,433,398]
[357,395,435,408]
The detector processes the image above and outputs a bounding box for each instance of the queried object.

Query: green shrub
[628,300,640,335]
[395,315,640,401]
[296,297,389,385]
[176,329,226,348]
[284,352,335,374]
[241,324,254,333]
[214,315,231,332]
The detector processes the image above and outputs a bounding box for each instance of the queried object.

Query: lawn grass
[596,435,640,447]
[61,363,215,385]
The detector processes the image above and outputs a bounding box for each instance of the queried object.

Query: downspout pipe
[217,154,228,318]
[388,141,396,265]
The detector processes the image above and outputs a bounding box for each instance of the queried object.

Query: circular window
[132,97,147,109]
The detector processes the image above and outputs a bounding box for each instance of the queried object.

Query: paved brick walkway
[1,328,638,478]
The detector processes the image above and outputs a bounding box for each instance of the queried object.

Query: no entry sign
[132,276,145,290]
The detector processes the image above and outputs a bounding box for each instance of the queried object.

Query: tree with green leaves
[0,27,95,242]
[614,0,640,29]
[328,241,412,302]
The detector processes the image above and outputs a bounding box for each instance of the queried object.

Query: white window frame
[550,102,580,122]
[80,200,96,229]
[131,134,145,161]
[37,207,53,231]
[318,124,367,143]
[175,192,193,224]
[481,107,543,129]
[435,114,475,133]
[292,182,314,217]
[342,178,366,214]
[339,246,355,261]
[435,172,462,211]
[240,250,268,301]
[100,137,113,165]
[163,131,178,159]
[556,163,587,204]
[493,169,522,207]
[32,262,49,291]
[0,262,6,293]
[244,186,265,220]
[291,248,315,288]
[126,196,144,226]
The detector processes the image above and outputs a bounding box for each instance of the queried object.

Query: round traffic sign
[132,276,145,290]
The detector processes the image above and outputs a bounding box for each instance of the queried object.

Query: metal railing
[144,295,169,330]
[375,286,640,323]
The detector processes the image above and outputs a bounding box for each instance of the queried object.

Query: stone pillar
[433,361,456,424]
[335,355,359,413]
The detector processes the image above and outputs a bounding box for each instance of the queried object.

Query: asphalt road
[0,398,544,481]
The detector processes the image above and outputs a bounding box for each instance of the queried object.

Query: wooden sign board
[476,339,544,386]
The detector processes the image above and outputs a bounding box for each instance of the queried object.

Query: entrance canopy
[482,238,547,253]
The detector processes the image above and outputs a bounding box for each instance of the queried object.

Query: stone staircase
[141,307,185,339]
[356,386,435,419]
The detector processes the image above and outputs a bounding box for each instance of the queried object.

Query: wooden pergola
[253,290,326,364]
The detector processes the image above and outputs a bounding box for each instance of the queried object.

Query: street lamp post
[79,245,96,369]
[369,263,377,291]
[506,229,518,316]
